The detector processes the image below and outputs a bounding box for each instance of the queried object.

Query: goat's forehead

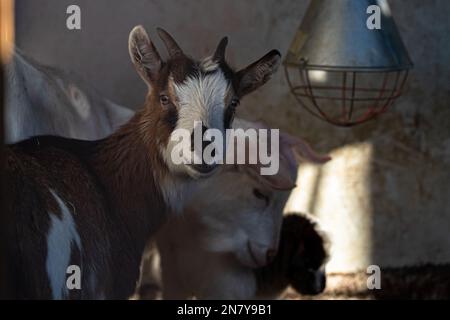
[165,56,233,87]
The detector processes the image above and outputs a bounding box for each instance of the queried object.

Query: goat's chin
[183,164,219,179]
[235,244,267,269]
[235,252,263,269]
[164,159,219,180]
[161,148,220,180]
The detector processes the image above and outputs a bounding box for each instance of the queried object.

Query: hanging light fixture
[284,0,413,127]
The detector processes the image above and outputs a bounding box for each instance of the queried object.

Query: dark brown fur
[3,92,177,299]
[255,213,328,297]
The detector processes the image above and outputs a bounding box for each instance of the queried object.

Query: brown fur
[3,101,172,298]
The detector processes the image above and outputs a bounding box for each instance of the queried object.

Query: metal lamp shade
[284,0,413,127]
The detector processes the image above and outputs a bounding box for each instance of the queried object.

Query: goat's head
[191,167,293,268]
[188,119,330,268]
[129,26,281,179]
[283,213,329,296]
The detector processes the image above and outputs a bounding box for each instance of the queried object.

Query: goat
[4,50,133,143]
[255,213,329,299]
[149,119,330,299]
[2,26,281,299]
[138,213,330,300]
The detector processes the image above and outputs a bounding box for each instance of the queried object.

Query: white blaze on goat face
[163,60,232,179]
[46,189,82,300]
[172,65,229,133]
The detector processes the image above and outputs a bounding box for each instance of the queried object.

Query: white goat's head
[187,119,331,268]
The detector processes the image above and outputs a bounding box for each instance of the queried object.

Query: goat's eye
[160,95,170,105]
[252,188,270,205]
[224,99,239,128]
[224,102,239,129]
[230,99,240,108]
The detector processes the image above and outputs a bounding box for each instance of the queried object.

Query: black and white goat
[2,27,281,299]
[255,213,329,298]
[5,50,133,143]
[147,119,330,299]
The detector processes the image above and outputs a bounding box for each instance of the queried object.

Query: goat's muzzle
[188,163,219,176]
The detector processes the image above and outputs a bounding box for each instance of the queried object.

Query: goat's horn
[213,37,228,62]
[156,27,184,58]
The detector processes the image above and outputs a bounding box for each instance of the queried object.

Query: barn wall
[14,0,450,272]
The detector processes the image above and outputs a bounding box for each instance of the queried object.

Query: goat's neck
[91,107,170,250]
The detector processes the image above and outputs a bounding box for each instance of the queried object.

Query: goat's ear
[213,37,228,62]
[236,50,281,97]
[280,132,332,164]
[241,162,296,191]
[261,163,297,191]
[129,25,162,86]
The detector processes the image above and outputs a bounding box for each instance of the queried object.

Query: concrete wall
[15,0,450,272]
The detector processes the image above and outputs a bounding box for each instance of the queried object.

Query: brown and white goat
[2,26,281,299]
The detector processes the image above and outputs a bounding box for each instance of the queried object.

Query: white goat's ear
[236,50,281,97]
[129,25,162,86]
[280,132,332,164]
[242,161,296,191]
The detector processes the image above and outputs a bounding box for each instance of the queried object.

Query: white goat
[140,119,330,300]
[4,49,133,143]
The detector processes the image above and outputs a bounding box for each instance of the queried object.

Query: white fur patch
[46,189,82,300]
[161,64,229,179]
[200,57,219,73]
[159,175,195,214]
[172,68,228,132]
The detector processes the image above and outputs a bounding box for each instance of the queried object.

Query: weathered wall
[15,0,450,272]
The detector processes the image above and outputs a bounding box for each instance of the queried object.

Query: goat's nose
[318,272,326,292]
[191,125,214,155]
[312,271,326,294]
[266,249,277,263]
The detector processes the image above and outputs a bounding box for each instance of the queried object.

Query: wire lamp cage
[284,0,413,127]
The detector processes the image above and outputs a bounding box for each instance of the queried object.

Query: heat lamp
[284,0,413,127]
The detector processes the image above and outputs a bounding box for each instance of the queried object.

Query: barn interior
[2,0,450,300]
